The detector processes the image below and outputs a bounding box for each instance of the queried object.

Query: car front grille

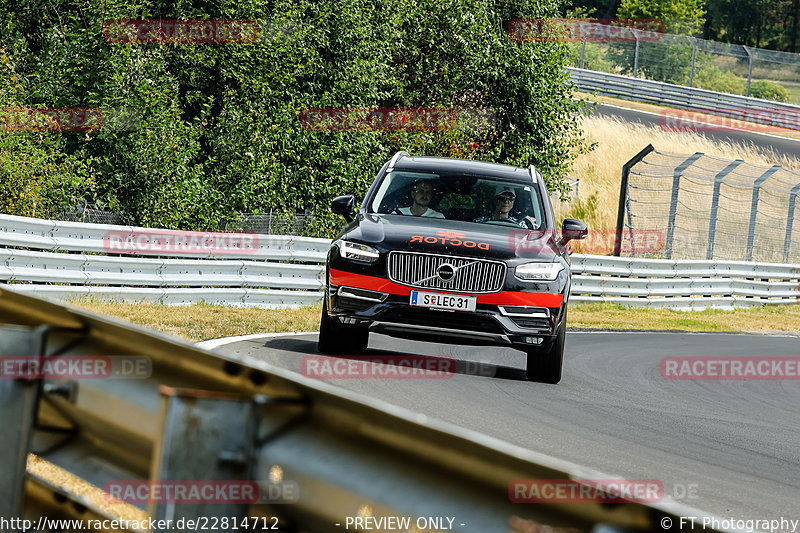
[387,251,505,293]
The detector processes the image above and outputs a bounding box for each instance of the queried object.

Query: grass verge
[69,300,800,342]
[70,299,321,342]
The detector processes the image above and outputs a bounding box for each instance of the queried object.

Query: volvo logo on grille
[436,263,456,282]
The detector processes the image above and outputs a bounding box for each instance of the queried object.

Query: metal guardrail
[0,287,729,532]
[569,255,800,309]
[1,214,798,310]
[0,214,326,308]
[569,67,800,131]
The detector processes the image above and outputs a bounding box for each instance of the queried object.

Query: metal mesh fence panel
[621,149,800,263]
[222,211,315,235]
[58,206,124,225]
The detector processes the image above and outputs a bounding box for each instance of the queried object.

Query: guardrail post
[746,166,780,261]
[744,46,754,97]
[687,36,697,87]
[149,386,263,530]
[783,183,800,263]
[0,326,44,521]
[665,153,704,260]
[707,160,743,260]
[615,144,655,256]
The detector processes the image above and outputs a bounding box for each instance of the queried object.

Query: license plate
[409,291,477,312]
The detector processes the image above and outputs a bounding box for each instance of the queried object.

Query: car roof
[392,155,535,183]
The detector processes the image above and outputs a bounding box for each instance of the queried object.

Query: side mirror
[331,195,355,222]
[560,218,588,245]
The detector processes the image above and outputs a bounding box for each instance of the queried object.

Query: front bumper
[327,269,566,347]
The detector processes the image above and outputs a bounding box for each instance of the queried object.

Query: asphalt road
[592,103,800,157]
[217,331,800,530]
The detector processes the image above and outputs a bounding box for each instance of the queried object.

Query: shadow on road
[263,337,528,381]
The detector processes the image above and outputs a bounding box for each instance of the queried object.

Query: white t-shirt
[397,207,445,218]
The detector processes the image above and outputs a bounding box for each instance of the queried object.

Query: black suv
[318,152,587,383]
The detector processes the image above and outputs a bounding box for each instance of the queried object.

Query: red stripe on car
[329,269,563,307]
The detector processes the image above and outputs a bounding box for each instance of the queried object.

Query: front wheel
[525,309,566,384]
[317,299,369,354]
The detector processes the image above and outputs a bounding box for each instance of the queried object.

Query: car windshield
[368,170,545,229]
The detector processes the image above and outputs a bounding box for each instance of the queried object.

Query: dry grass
[70,300,800,340]
[569,302,800,334]
[558,107,800,230]
[70,299,321,342]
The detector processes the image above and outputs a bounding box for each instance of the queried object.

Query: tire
[317,299,369,354]
[525,308,566,384]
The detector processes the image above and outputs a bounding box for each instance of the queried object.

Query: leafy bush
[691,63,747,95]
[749,80,790,103]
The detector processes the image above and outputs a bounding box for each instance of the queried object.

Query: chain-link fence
[54,206,316,236]
[221,210,316,235]
[58,205,124,225]
[567,22,800,105]
[618,146,800,263]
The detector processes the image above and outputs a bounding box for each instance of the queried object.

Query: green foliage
[749,80,791,102]
[690,62,747,94]
[0,0,589,232]
[688,60,790,103]
[616,0,706,35]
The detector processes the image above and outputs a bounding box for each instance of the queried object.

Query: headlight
[339,240,380,263]
[515,262,564,281]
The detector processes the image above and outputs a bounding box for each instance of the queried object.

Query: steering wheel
[483,217,522,227]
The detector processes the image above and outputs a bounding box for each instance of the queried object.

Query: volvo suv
[318,152,587,383]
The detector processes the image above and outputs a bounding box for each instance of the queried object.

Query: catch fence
[617,145,800,263]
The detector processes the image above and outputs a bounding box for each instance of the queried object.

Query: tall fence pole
[580,39,586,69]
[633,30,641,77]
[783,183,800,263]
[665,153,703,260]
[615,144,655,256]
[744,46,754,97]
[687,36,697,88]
[707,160,743,260]
[746,166,781,262]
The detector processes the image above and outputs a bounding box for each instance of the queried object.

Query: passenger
[396,180,445,218]
[473,185,536,228]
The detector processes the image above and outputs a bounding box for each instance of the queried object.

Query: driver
[473,185,536,228]
[397,179,445,218]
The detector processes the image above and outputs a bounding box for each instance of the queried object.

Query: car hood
[343,213,560,262]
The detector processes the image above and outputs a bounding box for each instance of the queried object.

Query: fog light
[525,336,544,345]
